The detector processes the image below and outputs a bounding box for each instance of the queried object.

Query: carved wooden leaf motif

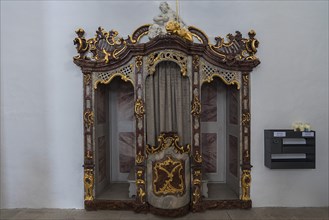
[152,155,185,196]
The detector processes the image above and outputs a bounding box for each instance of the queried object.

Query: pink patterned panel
[117,83,134,121]
[201,83,217,122]
[229,135,238,177]
[98,136,106,182]
[202,133,217,173]
[119,132,135,173]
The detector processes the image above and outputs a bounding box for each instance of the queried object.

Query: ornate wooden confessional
[73,2,260,216]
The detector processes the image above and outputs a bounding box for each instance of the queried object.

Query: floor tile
[0,209,22,220]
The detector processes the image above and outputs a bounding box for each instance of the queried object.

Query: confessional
[73,4,260,216]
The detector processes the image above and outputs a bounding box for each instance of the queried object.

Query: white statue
[148,2,187,39]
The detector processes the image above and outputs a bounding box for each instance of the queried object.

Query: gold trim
[241,170,251,201]
[209,45,227,58]
[83,74,91,85]
[202,73,241,90]
[191,96,201,117]
[135,151,145,164]
[153,155,185,196]
[129,24,151,44]
[138,187,146,204]
[134,99,145,119]
[188,25,210,43]
[242,113,250,126]
[192,187,201,205]
[147,50,188,77]
[165,21,193,42]
[94,64,134,89]
[136,170,145,185]
[84,169,94,201]
[191,33,203,44]
[84,111,94,128]
[146,133,190,155]
[194,150,202,163]
[135,56,143,71]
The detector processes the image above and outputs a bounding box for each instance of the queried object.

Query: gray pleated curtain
[145,61,191,146]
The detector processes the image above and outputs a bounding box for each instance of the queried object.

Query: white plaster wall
[1,1,328,208]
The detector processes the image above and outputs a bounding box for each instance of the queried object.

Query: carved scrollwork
[146,133,190,155]
[241,169,251,201]
[153,155,185,196]
[242,113,251,126]
[83,74,91,85]
[94,64,134,89]
[192,187,201,205]
[84,169,94,201]
[193,150,203,164]
[191,96,201,117]
[244,30,259,60]
[201,62,241,89]
[210,30,259,63]
[73,28,90,60]
[147,50,187,76]
[73,27,127,63]
[135,151,145,164]
[138,187,146,204]
[84,111,94,128]
[135,56,143,72]
[134,99,145,119]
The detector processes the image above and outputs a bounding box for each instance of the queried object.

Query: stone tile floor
[0,207,328,220]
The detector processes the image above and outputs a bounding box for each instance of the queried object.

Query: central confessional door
[145,61,191,209]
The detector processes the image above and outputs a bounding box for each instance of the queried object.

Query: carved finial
[245,30,259,60]
[73,28,90,60]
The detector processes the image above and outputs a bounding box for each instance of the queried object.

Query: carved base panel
[85,200,136,211]
[203,200,252,210]
[85,199,252,214]
[149,204,190,217]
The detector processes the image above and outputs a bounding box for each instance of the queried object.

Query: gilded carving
[84,169,94,201]
[209,30,259,62]
[84,111,94,128]
[146,133,190,155]
[135,56,143,71]
[134,99,145,119]
[73,27,127,62]
[136,170,145,185]
[73,28,89,60]
[192,55,200,71]
[201,62,241,89]
[242,113,251,126]
[153,155,185,196]
[244,30,259,60]
[192,187,201,205]
[165,20,193,42]
[147,50,187,76]
[83,74,91,85]
[135,151,145,165]
[194,150,203,163]
[191,96,201,117]
[241,169,251,201]
[94,64,134,89]
[138,187,146,204]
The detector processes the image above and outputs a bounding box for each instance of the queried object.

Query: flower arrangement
[292,122,311,132]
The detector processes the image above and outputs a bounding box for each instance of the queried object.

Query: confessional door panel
[201,80,226,182]
[108,78,135,182]
[226,86,240,195]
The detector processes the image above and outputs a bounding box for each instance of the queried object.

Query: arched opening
[201,78,240,200]
[94,77,135,200]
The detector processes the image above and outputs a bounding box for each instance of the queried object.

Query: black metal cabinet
[264,129,315,169]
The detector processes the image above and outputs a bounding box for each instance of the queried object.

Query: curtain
[146,61,191,146]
